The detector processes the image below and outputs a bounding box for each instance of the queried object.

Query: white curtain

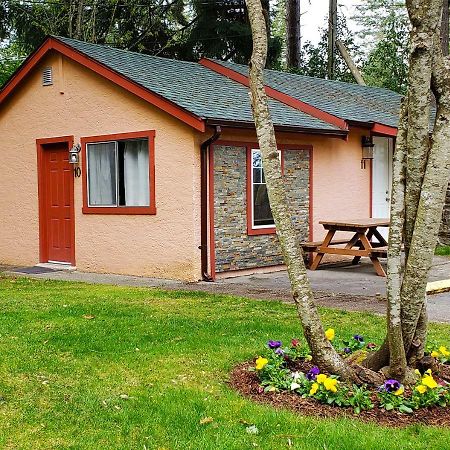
[123,140,149,206]
[87,142,116,206]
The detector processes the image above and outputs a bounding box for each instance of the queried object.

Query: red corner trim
[0,37,206,132]
[371,123,398,137]
[199,58,348,131]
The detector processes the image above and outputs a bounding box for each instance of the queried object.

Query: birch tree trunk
[245,0,355,381]
[247,0,450,383]
[365,0,450,379]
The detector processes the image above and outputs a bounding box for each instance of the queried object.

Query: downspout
[200,125,221,281]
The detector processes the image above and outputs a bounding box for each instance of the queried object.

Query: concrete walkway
[2,256,450,323]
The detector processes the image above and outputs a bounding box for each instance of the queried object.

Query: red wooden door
[39,141,75,264]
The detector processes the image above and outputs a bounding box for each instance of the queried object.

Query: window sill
[247,227,276,236]
[82,206,157,215]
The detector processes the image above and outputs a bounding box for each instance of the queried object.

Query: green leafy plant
[346,384,374,414]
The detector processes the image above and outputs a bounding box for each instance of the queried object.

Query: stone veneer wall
[439,184,450,245]
[213,144,310,272]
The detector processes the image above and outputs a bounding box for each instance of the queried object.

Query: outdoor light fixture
[361,136,375,169]
[69,143,81,164]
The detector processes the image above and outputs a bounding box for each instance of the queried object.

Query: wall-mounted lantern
[69,143,81,164]
[361,136,374,169]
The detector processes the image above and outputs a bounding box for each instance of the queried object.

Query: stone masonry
[439,184,450,245]
[213,144,310,272]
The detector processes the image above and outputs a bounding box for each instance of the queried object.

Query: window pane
[87,142,117,206]
[253,167,261,184]
[252,150,261,168]
[121,139,149,206]
[253,184,274,226]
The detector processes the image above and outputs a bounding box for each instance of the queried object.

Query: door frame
[370,135,394,219]
[36,135,75,265]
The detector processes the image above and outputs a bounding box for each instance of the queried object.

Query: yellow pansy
[255,356,268,370]
[431,350,440,358]
[416,385,427,394]
[325,328,335,341]
[394,386,404,396]
[309,383,319,395]
[323,377,338,393]
[421,375,438,389]
[316,374,327,384]
[439,346,450,357]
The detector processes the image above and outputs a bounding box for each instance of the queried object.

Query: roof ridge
[209,58,402,97]
[52,35,201,68]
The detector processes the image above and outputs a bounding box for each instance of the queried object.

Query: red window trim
[81,130,156,215]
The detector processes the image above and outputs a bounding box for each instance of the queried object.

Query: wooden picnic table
[307,218,390,277]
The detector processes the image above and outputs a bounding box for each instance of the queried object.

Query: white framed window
[251,148,281,229]
[87,138,150,208]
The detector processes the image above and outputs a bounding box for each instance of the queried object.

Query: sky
[301,0,363,45]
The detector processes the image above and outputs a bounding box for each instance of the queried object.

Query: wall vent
[42,67,53,86]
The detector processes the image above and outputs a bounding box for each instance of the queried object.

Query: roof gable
[0,36,206,131]
[0,36,345,135]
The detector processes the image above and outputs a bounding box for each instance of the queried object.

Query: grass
[0,277,450,449]
[436,245,450,256]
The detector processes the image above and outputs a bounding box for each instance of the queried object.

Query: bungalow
[0,36,406,281]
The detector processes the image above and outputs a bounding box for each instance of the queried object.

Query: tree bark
[442,0,449,55]
[386,97,408,379]
[366,0,450,378]
[286,0,301,69]
[327,0,337,80]
[245,0,354,381]
[336,39,366,85]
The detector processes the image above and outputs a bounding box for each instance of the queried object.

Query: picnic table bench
[301,219,389,277]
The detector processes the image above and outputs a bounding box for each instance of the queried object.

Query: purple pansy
[275,348,285,356]
[383,379,401,393]
[267,340,282,349]
[353,334,364,342]
[306,366,320,381]
[343,347,352,354]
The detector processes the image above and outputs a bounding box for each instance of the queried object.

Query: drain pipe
[200,125,221,281]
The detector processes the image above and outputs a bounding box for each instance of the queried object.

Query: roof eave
[205,119,348,137]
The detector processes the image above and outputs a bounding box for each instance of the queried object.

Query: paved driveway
[3,256,450,323]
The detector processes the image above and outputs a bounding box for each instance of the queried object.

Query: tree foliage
[294,13,362,83]
[356,0,409,93]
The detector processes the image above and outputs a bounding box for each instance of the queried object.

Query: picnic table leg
[352,229,373,265]
[372,228,388,247]
[309,230,335,270]
[370,257,387,277]
[359,233,386,277]
[345,231,364,265]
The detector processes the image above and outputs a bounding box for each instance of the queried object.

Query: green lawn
[436,245,450,256]
[1,276,450,449]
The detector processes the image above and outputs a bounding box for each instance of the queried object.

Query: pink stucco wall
[0,50,371,280]
[217,128,371,241]
[0,52,202,281]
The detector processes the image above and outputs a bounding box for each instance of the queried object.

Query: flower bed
[230,333,450,427]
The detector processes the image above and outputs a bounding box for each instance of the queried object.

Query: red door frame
[36,135,75,265]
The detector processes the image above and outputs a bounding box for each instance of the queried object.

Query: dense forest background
[0,0,410,92]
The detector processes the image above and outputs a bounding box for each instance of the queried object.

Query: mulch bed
[230,360,450,427]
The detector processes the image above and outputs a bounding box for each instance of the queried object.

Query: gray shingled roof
[211,59,402,128]
[54,36,341,133]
